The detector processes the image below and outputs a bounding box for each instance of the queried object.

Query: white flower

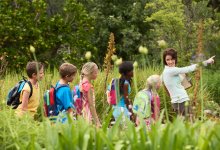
[30,45,35,53]
[184,101,189,106]
[157,40,167,49]
[85,51,91,60]
[139,46,148,54]
[115,58,122,66]
[111,54,117,61]
[133,61,138,68]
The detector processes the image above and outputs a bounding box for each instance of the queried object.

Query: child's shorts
[113,106,131,121]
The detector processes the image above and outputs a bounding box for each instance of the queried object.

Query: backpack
[7,77,33,109]
[106,78,120,105]
[43,84,68,117]
[72,85,83,115]
[132,90,151,118]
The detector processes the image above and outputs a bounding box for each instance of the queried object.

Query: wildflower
[133,61,138,68]
[30,45,35,53]
[111,54,117,62]
[138,46,148,54]
[85,51,91,60]
[185,101,189,107]
[157,40,167,49]
[115,58,122,66]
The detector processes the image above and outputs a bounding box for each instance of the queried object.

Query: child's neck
[59,79,68,84]
[29,78,38,85]
[121,75,130,80]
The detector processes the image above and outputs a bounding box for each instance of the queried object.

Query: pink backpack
[106,78,120,105]
[72,85,83,115]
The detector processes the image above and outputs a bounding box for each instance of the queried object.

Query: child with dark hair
[113,61,135,122]
[16,61,44,118]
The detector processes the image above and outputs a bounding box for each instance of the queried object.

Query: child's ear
[32,73,37,78]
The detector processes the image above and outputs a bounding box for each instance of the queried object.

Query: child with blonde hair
[80,62,101,127]
[133,74,161,126]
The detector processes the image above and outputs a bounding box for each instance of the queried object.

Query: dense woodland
[0,0,220,71]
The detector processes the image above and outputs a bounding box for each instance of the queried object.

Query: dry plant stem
[103,33,116,106]
[193,20,204,119]
[33,52,44,121]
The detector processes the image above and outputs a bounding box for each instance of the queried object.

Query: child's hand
[130,113,136,123]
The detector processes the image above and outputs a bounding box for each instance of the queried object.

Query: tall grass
[1,108,220,149]
[1,67,220,149]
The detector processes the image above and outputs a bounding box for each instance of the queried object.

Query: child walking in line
[80,62,101,127]
[133,75,161,127]
[113,61,135,122]
[16,61,44,118]
[55,63,77,120]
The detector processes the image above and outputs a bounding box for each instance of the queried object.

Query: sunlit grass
[1,67,220,149]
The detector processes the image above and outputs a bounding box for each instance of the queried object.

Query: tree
[79,0,151,64]
[0,0,95,70]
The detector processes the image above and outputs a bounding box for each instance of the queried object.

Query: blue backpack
[44,84,68,117]
[7,77,33,109]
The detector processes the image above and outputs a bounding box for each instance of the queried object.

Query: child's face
[91,66,99,80]
[32,67,44,81]
[39,67,44,81]
[126,70,134,78]
[156,80,161,90]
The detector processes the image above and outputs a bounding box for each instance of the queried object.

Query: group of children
[13,47,216,128]
[13,60,161,127]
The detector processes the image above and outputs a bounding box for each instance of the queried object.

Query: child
[80,62,101,127]
[55,63,77,120]
[133,74,161,126]
[113,61,135,122]
[16,61,44,118]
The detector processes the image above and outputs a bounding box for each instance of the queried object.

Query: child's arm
[20,90,30,111]
[87,89,101,127]
[123,84,136,122]
[123,84,132,109]
[66,107,74,119]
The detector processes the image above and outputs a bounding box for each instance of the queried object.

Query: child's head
[146,74,161,90]
[81,62,98,80]
[26,61,44,80]
[59,63,77,82]
[119,61,133,78]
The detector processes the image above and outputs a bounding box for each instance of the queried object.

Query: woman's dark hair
[163,48,178,65]
[119,61,133,95]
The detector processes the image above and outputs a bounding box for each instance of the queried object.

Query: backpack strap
[26,81,33,98]
[55,84,69,91]
[22,76,33,98]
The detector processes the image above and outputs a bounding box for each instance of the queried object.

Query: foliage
[0,0,95,70]
[80,0,151,63]
[145,0,218,66]
[1,107,220,149]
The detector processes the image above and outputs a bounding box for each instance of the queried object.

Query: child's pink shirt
[80,79,95,122]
